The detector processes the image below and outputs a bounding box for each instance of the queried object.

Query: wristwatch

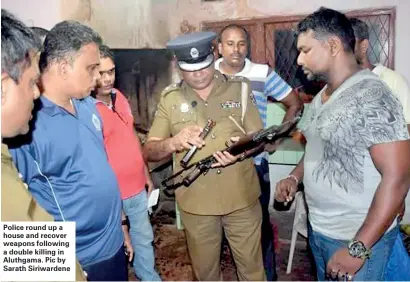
[347,240,371,259]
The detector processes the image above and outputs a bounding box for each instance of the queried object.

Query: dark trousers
[255,159,278,281]
[83,245,128,281]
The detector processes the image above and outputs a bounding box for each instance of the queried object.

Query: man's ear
[327,36,343,57]
[1,72,12,106]
[218,42,223,56]
[57,59,70,79]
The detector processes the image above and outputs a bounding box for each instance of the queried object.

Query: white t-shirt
[373,64,410,123]
[299,70,409,240]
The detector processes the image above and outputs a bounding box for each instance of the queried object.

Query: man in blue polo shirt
[9,21,127,281]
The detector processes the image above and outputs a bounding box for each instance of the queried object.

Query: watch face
[349,241,366,258]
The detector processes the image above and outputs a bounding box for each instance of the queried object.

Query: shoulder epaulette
[161,83,181,97]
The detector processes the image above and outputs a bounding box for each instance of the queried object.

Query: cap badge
[180,103,190,113]
[190,47,199,59]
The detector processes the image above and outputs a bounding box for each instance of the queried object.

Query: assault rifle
[162,113,301,194]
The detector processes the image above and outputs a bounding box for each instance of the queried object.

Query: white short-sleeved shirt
[373,64,410,123]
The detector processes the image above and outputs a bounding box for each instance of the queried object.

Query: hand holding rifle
[211,136,241,168]
[162,112,302,192]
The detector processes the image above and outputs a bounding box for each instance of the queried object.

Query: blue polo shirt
[10,96,123,267]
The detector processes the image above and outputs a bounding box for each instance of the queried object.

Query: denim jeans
[308,223,398,281]
[123,190,161,281]
[255,159,278,281]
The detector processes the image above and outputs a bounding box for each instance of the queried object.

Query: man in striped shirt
[215,24,303,281]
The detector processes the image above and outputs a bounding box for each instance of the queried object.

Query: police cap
[166,31,217,72]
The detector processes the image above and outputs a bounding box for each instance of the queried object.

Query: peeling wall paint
[61,0,169,48]
[58,0,266,48]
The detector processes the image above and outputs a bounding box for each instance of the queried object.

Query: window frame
[202,7,396,70]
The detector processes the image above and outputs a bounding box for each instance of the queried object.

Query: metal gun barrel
[180,119,215,168]
[182,167,203,186]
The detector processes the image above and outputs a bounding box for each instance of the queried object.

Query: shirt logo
[92,114,101,131]
[190,48,199,59]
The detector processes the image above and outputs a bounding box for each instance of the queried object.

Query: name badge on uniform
[221,100,241,109]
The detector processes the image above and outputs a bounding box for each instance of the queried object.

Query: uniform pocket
[171,111,198,135]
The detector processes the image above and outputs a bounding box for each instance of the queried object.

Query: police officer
[144,31,266,280]
[1,9,86,281]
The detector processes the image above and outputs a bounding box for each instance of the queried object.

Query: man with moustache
[9,21,127,281]
[215,24,303,280]
[144,31,266,280]
[93,45,161,281]
[275,7,410,281]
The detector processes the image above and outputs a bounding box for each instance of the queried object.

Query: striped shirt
[215,58,292,164]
